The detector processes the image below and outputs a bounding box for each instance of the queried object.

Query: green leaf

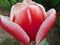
[39,38,49,45]
[9,0,17,5]
[30,41,35,45]
[0,0,11,10]
[17,0,23,2]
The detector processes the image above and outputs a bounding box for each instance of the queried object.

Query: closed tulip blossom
[0,0,56,45]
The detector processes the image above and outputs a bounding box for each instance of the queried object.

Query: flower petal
[0,16,30,45]
[10,5,15,21]
[33,3,47,19]
[36,9,56,45]
[26,5,44,41]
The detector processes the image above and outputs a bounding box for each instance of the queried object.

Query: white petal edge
[36,9,56,45]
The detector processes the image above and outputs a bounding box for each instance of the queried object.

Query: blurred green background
[0,0,60,45]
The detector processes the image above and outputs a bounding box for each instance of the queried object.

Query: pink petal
[10,3,24,21]
[36,9,56,45]
[0,16,30,45]
[26,5,44,41]
[13,4,44,41]
[33,3,47,19]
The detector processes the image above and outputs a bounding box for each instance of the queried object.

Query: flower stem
[30,41,35,45]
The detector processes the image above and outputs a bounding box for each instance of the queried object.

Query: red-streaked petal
[26,5,44,41]
[36,9,56,45]
[10,3,24,21]
[0,16,30,45]
[0,15,10,25]
[33,3,47,20]
[13,4,44,41]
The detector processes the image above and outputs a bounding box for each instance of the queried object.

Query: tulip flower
[0,0,56,45]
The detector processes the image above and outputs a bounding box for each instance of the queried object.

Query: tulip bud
[0,0,56,45]
[10,0,46,41]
